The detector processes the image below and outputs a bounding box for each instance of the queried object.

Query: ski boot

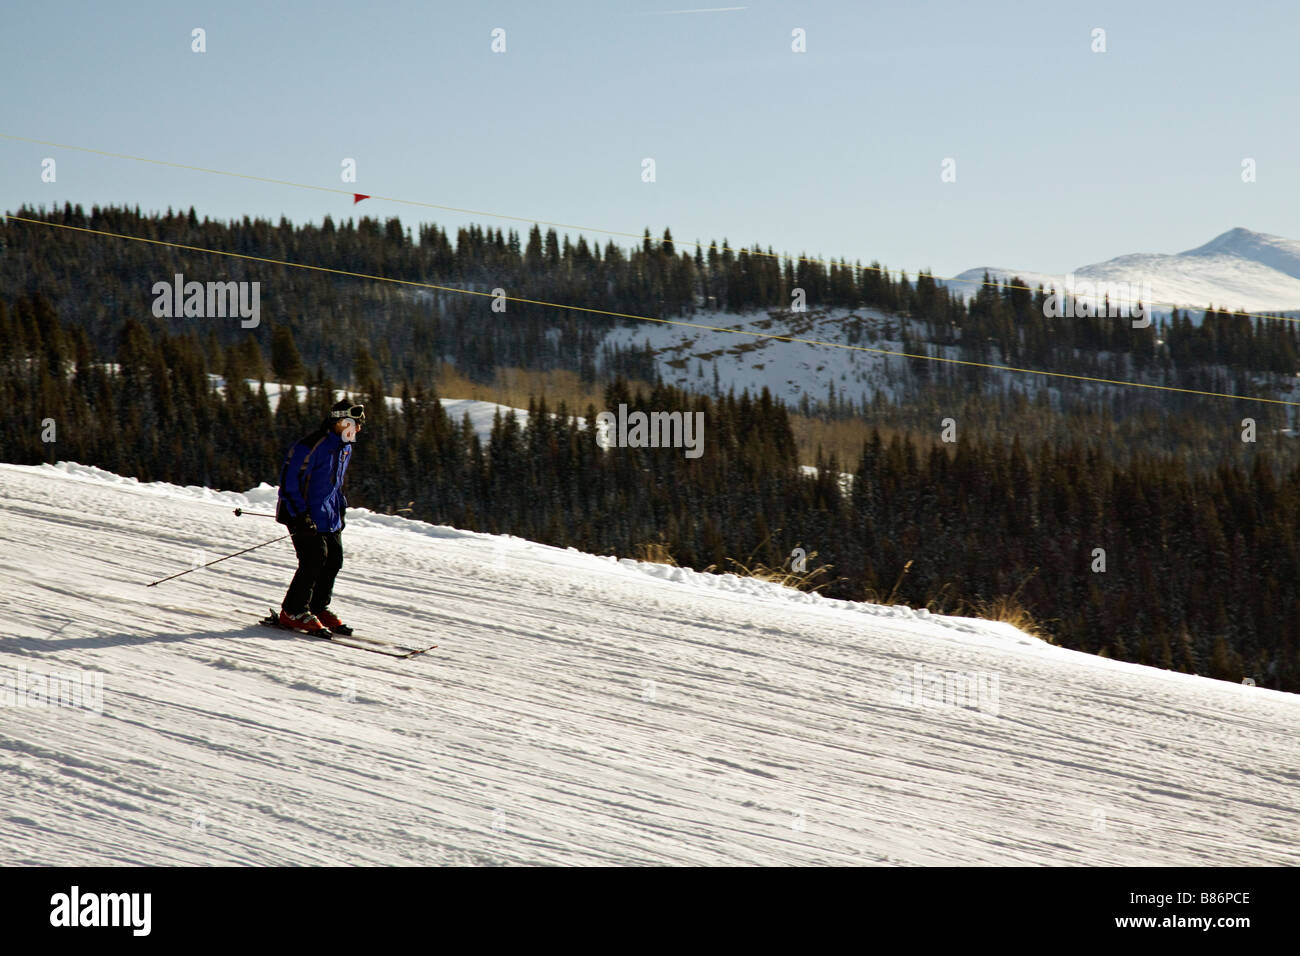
[279,608,331,637]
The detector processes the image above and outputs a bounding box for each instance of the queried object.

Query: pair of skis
[257,609,437,659]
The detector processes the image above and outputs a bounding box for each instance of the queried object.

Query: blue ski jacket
[276,428,353,533]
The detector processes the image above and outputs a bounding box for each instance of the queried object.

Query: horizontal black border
[1,866,1288,943]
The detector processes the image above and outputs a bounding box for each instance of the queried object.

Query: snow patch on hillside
[602,307,915,405]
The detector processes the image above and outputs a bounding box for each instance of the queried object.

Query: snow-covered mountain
[1,461,1296,865]
[942,227,1300,315]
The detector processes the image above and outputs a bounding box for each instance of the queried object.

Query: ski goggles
[330,403,366,423]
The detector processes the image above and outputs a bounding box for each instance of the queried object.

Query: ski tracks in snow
[0,462,1297,865]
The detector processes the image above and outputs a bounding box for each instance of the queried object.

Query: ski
[257,610,437,659]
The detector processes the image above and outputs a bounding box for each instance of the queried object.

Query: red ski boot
[312,608,352,636]
[278,608,331,636]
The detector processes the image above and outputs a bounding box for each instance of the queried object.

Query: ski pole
[233,508,277,518]
[146,534,290,587]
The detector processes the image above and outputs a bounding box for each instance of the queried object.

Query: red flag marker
[353,193,370,204]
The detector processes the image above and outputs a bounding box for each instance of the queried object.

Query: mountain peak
[1180,228,1300,281]
[1184,227,1285,255]
[1213,226,1258,241]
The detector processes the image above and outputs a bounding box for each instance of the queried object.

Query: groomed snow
[0,462,1296,865]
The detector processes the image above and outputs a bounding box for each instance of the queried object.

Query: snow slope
[1,462,1296,866]
[943,227,1300,315]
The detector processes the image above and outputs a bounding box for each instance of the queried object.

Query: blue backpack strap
[298,433,330,515]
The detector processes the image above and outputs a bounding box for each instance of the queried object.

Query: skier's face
[339,419,360,443]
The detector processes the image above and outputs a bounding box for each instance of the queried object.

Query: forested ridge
[7,202,1300,392]
[3,205,1298,690]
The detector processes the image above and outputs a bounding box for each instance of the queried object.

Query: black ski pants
[282,530,344,615]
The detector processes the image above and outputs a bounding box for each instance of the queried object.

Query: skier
[274,399,365,635]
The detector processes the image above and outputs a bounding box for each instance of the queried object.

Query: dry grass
[724,551,835,593]
[433,364,657,416]
[634,539,678,566]
[863,561,1055,642]
[718,537,836,593]
[631,536,834,594]
[788,416,932,470]
[971,567,1054,642]
[967,594,1055,643]
[864,559,914,606]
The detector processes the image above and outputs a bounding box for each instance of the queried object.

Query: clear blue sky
[2,0,1297,278]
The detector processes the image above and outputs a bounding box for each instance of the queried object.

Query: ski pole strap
[146,534,290,587]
